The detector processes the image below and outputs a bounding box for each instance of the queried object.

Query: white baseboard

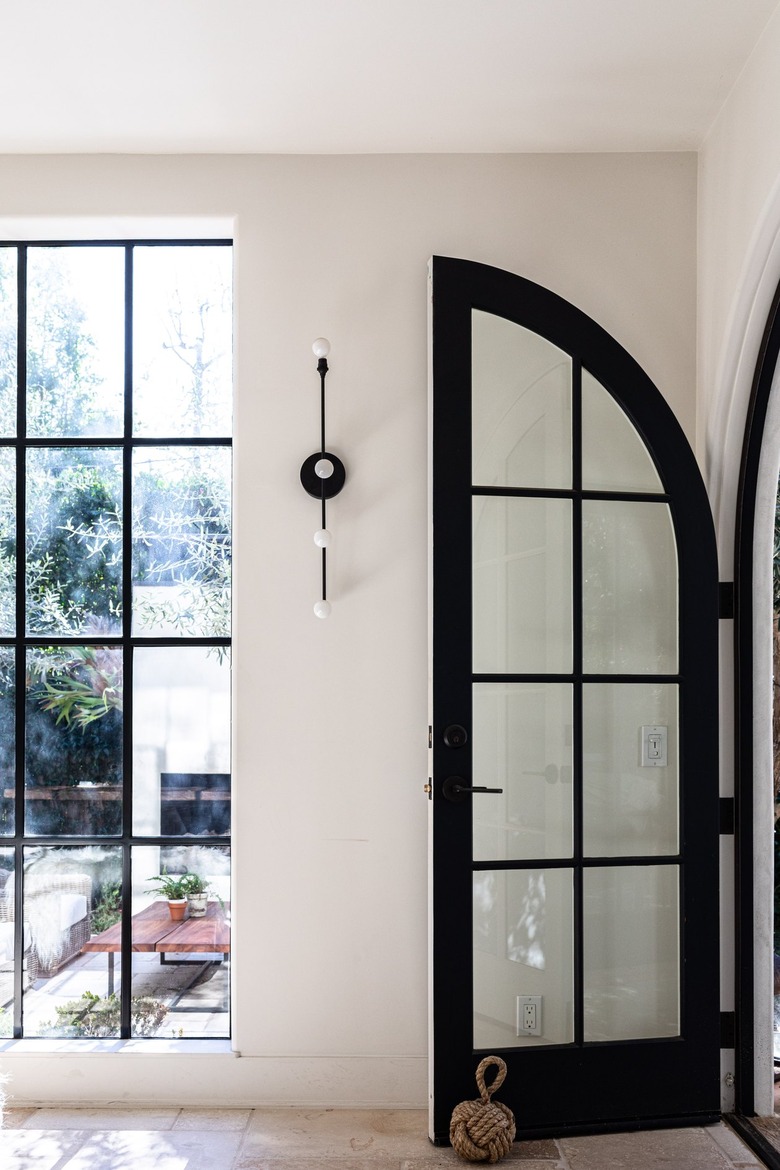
[0,1051,428,1109]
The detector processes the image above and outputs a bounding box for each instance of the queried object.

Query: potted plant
[146,871,190,920]
[180,872,210,918]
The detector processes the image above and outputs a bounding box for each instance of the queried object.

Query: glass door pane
[582,501,678,674]
[583,865,680,1041]
[473,497,572,673]
[583,684,679,857]
[472,310,571,489]
[473,683,573,861]
[581,370,663,493]
[474,868,574,1049]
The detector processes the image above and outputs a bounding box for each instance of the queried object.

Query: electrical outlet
[516,995,542,1036]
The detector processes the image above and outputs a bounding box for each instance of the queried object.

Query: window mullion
[120,244,134,1039]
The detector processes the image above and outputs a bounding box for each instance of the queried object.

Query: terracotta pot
[168,899,187,921]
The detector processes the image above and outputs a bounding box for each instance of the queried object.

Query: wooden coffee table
[82,899,230,996]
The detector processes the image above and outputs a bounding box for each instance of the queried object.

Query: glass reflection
[472,683,572,861]
[0,447,15,636]
[0,649,14,837]
[0,848,13,1036]
[25,647,123,837]
[26,447,122,637]
[133,245,233,438]
[133,646,230,837]
[132,447,231,638]
[0,248,16,437]
[473,496,572,674]
[584,865,680,1041]
[473,868,573,1049]
[472,309,571,489]
[132,844,230,1039]
[582,500,678,674]
[583,684,679,857]
[27,247,124,438]
[22,845,122,1037]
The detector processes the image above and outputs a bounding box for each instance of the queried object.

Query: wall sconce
[300,338,346,618]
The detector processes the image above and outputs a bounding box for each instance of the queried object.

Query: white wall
[0,152,697,1106]
[699,0,780,1116]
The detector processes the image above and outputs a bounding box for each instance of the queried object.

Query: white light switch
[641,725,667,767]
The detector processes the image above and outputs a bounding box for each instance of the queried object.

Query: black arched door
[429,257,720,1139]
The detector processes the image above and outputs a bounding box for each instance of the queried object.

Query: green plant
[91,881,122,934]
[180,873,210,896]
[41,990,167,1038]
[147,871,190,901]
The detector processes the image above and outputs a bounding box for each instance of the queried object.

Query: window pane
[0,848,14,1036]
[473,683,572,861]
[0,248,17,436]
[23,845,122,1037]
[582,501,678,674]
[132,844,230,1038]
[584,865,680,1041]
[26,447,122,637]
[583,684,679,857]
[0,649,15,837]
[27,247,124,438]
[473,496,572,673]
[474,868,573,1048]
[0,447,15,635]
[25,647,123,836]
[133,647,230,837]
[472,309,571,489]
[132,446,231,637]
[581,370,663,493]
[133,246,233,437]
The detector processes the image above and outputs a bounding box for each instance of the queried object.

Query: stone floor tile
[560,1127,732,1169]
[19,1106,180,1130]
[505,1138,560,1160]
[0,1128,87,1170]
[62,1128,244,1169]
[173,1107,252,1130]
[235,1159,403,1170]
[243,1108,431,1159]
[1,1107,38,1127]
[401,1162,560,1170]
[705,1122,765,1167]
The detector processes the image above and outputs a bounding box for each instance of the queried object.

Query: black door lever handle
[442,776,503,803]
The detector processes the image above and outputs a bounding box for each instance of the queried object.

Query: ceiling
[2,0,778,154]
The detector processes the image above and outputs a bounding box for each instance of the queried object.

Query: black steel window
[0,240,232,1041]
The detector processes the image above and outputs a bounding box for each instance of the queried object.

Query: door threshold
[430,1111,722,1146]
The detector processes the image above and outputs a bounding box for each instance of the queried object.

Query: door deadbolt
[443,724,468,748]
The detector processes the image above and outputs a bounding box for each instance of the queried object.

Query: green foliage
[180,872,210,896]
[42,990,167,1038]
[90,881,122,934]
[147,870,191,901]
[32,645,122,729]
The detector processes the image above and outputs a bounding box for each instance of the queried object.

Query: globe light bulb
[315,458,334,479]
[314,599,331,619]
[314,529,332,548]
[312,337,331,359]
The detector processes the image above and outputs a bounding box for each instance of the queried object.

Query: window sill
[0,1037,235,1055]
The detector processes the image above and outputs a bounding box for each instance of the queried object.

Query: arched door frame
[734,277,780,1120]
[709,173,780,1122]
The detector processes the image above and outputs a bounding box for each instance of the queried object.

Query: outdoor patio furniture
[0,869,91,980]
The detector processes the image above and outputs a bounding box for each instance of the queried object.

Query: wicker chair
[0,870,91,981]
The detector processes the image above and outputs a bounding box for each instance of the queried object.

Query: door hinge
[428,725,432,750]
[720,797,735,835]
[719,582,734,619]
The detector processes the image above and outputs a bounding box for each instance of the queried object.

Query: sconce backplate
[300,451,346,499]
